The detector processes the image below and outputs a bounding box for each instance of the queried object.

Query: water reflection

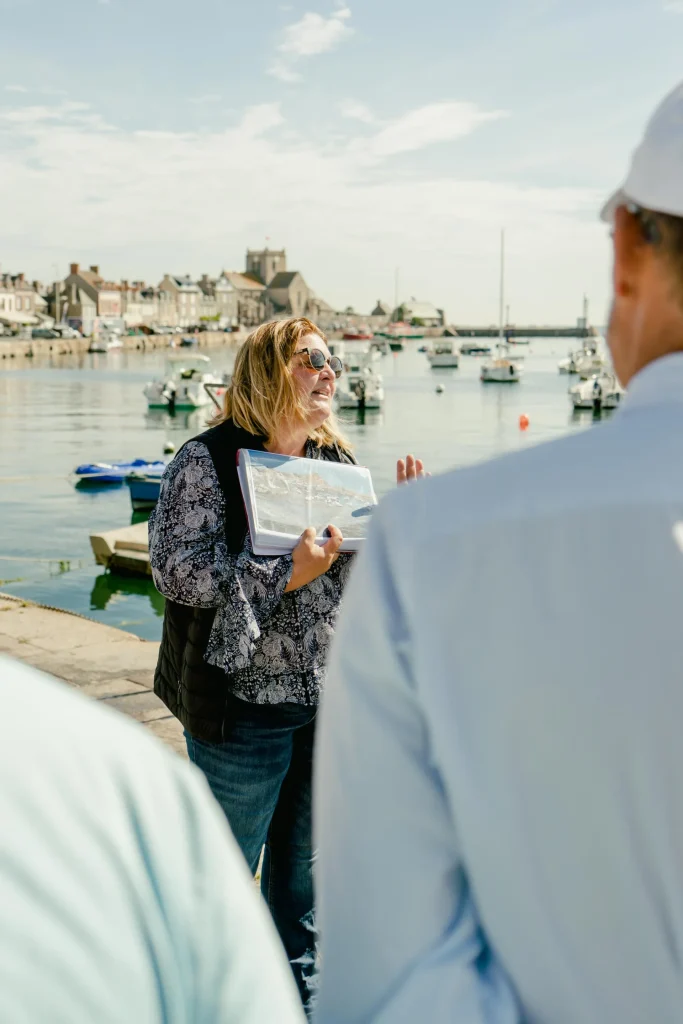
[337,408,384,428]
[90,571,164,617]
[144,407,210,432]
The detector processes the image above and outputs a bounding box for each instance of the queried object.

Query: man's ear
[613,206,648,299]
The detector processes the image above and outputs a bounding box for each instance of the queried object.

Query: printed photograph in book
[238,449,377,554]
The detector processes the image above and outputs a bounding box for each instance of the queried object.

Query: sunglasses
[295,347,343,379]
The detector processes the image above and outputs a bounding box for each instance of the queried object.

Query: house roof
[223,272,265,292]
[267,272,300,290]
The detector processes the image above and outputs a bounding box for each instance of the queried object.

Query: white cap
[601,81,683,222]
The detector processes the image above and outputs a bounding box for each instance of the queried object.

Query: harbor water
[0,340,599,639]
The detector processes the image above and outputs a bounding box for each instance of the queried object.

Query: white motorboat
[570,372,624,412]
[144,354,227,410]
[459,339,492,355]
[427,341,459,368]
[89,328,123,353]
[558,336,606,377]
[481,358,521,383]
[370,338,390,356]
[480,231,522,384]
[336,350,384,409]
[576,348,607,379]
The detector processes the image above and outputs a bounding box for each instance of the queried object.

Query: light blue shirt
[315,353,683,1023]
[0,656,305,1024]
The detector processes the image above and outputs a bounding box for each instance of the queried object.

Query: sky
[1,0,683,323]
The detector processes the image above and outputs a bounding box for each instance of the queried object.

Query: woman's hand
[285,525,344,592]
[397,454,427,485]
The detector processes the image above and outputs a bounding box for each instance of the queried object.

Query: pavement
[0,592,185,757]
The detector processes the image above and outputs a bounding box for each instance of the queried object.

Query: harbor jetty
[0,592,182,754]
[0,329,245,361]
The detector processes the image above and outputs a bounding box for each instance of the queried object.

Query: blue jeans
[185,695,318,1010]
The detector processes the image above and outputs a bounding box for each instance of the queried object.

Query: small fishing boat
[427,341,460,368]
[126,464,165,511]
[343,326,374,341]
[569,372,624,412]
[89,327,124,353]
[73,458,165,486]
[144,354,227,410]
[459,340,492,355]
[180,335,199,347]
[336,351,384,410]
[480,231,522,384]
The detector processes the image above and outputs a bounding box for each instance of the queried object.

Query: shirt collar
[620,352,683,414]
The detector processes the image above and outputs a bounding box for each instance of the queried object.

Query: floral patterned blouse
[148,440,354,706]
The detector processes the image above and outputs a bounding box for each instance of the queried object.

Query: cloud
[5,84,28,93]
[664,0,683,9]
[339,99,374,123]
[0,94,605,322]
[269,6,352,81]
[364,101,507,159]
[268,62,303,83]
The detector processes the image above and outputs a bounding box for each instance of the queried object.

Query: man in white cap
[314,80,683,1023]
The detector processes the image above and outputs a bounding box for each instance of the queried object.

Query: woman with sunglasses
[148,316,424,1010]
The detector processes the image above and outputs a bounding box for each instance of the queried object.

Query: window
[16,297,22,311]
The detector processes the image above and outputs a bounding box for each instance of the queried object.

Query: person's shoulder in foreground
[0,655,305,1024]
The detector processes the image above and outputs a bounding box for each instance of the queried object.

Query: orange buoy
[519,413,530,431]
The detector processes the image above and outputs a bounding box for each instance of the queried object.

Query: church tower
[245,247,287,286]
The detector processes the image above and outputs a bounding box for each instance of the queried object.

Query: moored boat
[569,372,624,412]
[126,465,165,511]
[336,350,384,410]
[144,354,227,410]
[73,458,165,486]
[427,342,460,368]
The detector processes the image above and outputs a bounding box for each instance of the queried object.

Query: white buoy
[435,384,445,394]
[163,441,175,455]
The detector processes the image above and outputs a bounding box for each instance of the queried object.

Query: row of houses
[1,250,445,335]
[47,248,335,335]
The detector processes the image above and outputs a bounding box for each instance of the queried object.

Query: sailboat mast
[499,229,505,347]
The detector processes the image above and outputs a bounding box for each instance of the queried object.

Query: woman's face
[290,332,337,427]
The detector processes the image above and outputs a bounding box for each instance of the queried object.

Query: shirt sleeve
[314,496,521,1023]
[148,440,292,626]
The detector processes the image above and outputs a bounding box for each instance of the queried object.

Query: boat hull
[126,477,162,510]
[428,354,459,368]
[459,343,491,355]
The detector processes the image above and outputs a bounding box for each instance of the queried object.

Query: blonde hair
[213,317,350,450]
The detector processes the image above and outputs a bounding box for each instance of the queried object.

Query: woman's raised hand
[397,454,428,485]
[285,525,344,593]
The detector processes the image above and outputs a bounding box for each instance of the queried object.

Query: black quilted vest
[153,418,352,743]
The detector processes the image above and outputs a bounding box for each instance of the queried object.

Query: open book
[237,449,377,555]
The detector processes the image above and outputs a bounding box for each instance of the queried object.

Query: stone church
[243,248,333,323]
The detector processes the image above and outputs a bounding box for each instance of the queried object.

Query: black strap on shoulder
[196,419,266,554]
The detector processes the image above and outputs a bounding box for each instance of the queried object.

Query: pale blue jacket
[315,354,683,1023]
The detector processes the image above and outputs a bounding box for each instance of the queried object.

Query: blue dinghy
[125,464,165,511]
[73,458,166,486]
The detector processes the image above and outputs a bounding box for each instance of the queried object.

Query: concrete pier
[90,522,151,576]
[0,329,245,361]
[0,592,183,755]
